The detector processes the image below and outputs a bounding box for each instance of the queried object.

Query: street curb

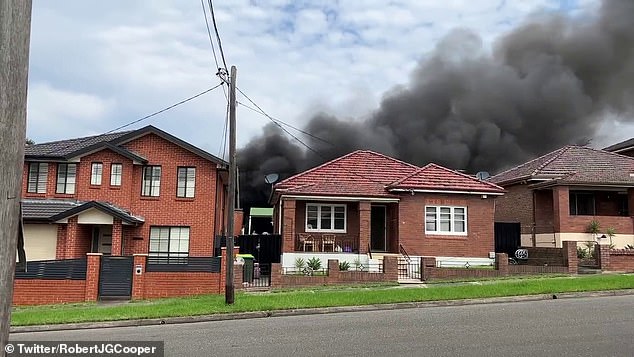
[11,289,634,334]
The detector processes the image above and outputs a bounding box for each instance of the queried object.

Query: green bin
[237,254,255,282]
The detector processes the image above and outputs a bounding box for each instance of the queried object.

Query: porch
[277,198,400,254]
[530,186,634,248]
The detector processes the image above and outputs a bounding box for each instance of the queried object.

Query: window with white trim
[27,163,48,193]
[110,163,122,186]
[149,226,190,259]
[90,162,103,185]
[141,166,161,196]
[56,163,76,194]
[425,206,467,235]
[177,167,196,198]
[306,204,346,232]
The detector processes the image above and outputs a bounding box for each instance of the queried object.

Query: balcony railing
[295,233,359,253]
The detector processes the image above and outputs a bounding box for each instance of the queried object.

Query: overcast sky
[28,0,626,159]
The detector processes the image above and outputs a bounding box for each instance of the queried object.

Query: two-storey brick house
[21,125,229,261]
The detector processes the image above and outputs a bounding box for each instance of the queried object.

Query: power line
[200,0,228,100]
[199,0,221,74]
[236,100,333,146]
[235,87,387,185]
[207,0,228,73]
[44,83,224,155]
[104,83,224,134]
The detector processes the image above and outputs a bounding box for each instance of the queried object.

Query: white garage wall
[22,224,58,261]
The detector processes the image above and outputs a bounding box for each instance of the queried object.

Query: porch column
[628,188,634,219]
[359,201,371,254]
[111,218,123,256]
[282,199,296,253]
[65,217,81,259]
[552,186,569,233]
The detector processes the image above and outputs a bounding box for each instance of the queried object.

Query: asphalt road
[10,295,634,356]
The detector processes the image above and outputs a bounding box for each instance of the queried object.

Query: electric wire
[42,83,224,155]
[207,0,229,73]
[235,87,387,185]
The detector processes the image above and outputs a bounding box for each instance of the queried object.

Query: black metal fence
[15,258,87,280]
[243,262,271,288]
[214,235,282,264]
[146,257,221,272]
[398,259,421,280]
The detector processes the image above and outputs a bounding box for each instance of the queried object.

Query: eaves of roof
[50,201,144,225]
[110,125,228,167]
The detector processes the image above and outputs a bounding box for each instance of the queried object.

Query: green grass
[11,274,634,327]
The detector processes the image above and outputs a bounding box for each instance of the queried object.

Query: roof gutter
[388,188,504,196]
[280,194,400,202]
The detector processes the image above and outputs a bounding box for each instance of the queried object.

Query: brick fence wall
[12,253,102,306]
[270,256,399,288]
[13,249,244,306]
[597,245,634,272]
[422,242,577,281]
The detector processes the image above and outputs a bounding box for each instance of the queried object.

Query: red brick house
[490,145,634,248]
[271,150,504,267]
[21,125,229,261]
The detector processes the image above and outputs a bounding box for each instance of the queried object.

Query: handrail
[367,244,372,260]
[399,244,411,262]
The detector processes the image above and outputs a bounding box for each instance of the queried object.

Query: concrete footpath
[11,289,634,334]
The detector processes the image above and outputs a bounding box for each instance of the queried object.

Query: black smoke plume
[239,0,634,208]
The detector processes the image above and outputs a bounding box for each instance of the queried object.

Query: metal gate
[99,256,133,299]
[494,222,521,256]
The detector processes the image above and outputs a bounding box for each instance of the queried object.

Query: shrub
[339,261,350,271]
[306,257,322,271]
[294,257,306,273]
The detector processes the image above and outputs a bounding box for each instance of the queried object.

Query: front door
[371,205,387,251]
[92,226,113,255]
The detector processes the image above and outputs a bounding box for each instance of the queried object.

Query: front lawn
[11,274,634,326]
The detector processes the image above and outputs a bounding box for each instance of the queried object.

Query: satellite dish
[264,173,279,184]
[476,171,490,180]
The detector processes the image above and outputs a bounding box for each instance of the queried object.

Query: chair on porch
[298,233,315,252]
[322,234,336,252]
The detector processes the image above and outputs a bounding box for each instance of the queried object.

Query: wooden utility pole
[0,0,32,353]
[225,66,237,304]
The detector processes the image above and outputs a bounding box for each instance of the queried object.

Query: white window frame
[110,163,122,186]
[56,163,76,194]
[177,167,196,198]
[27,162,48,193]
[305,203,347,233]
[141,165,161,197]
[148,226,190,259]
[90,162,103,185]
[425,205,467,236]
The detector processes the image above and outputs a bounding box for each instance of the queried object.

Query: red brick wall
[124,134,219,256]
[23,133,224,258]
[74,150,135,205]
[398,193,495,258]
[494,183,533,225]
[13,253,101,306]
[12,280,86,305]
[534,189,554,233]
[597,245,634,272]
[140,272,222,299]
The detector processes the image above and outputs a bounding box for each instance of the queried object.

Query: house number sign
[514,249,528,259]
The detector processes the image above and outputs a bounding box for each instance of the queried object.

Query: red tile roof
[274,150,504,198]
[490,145,634,186]
[388,163,504,194]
